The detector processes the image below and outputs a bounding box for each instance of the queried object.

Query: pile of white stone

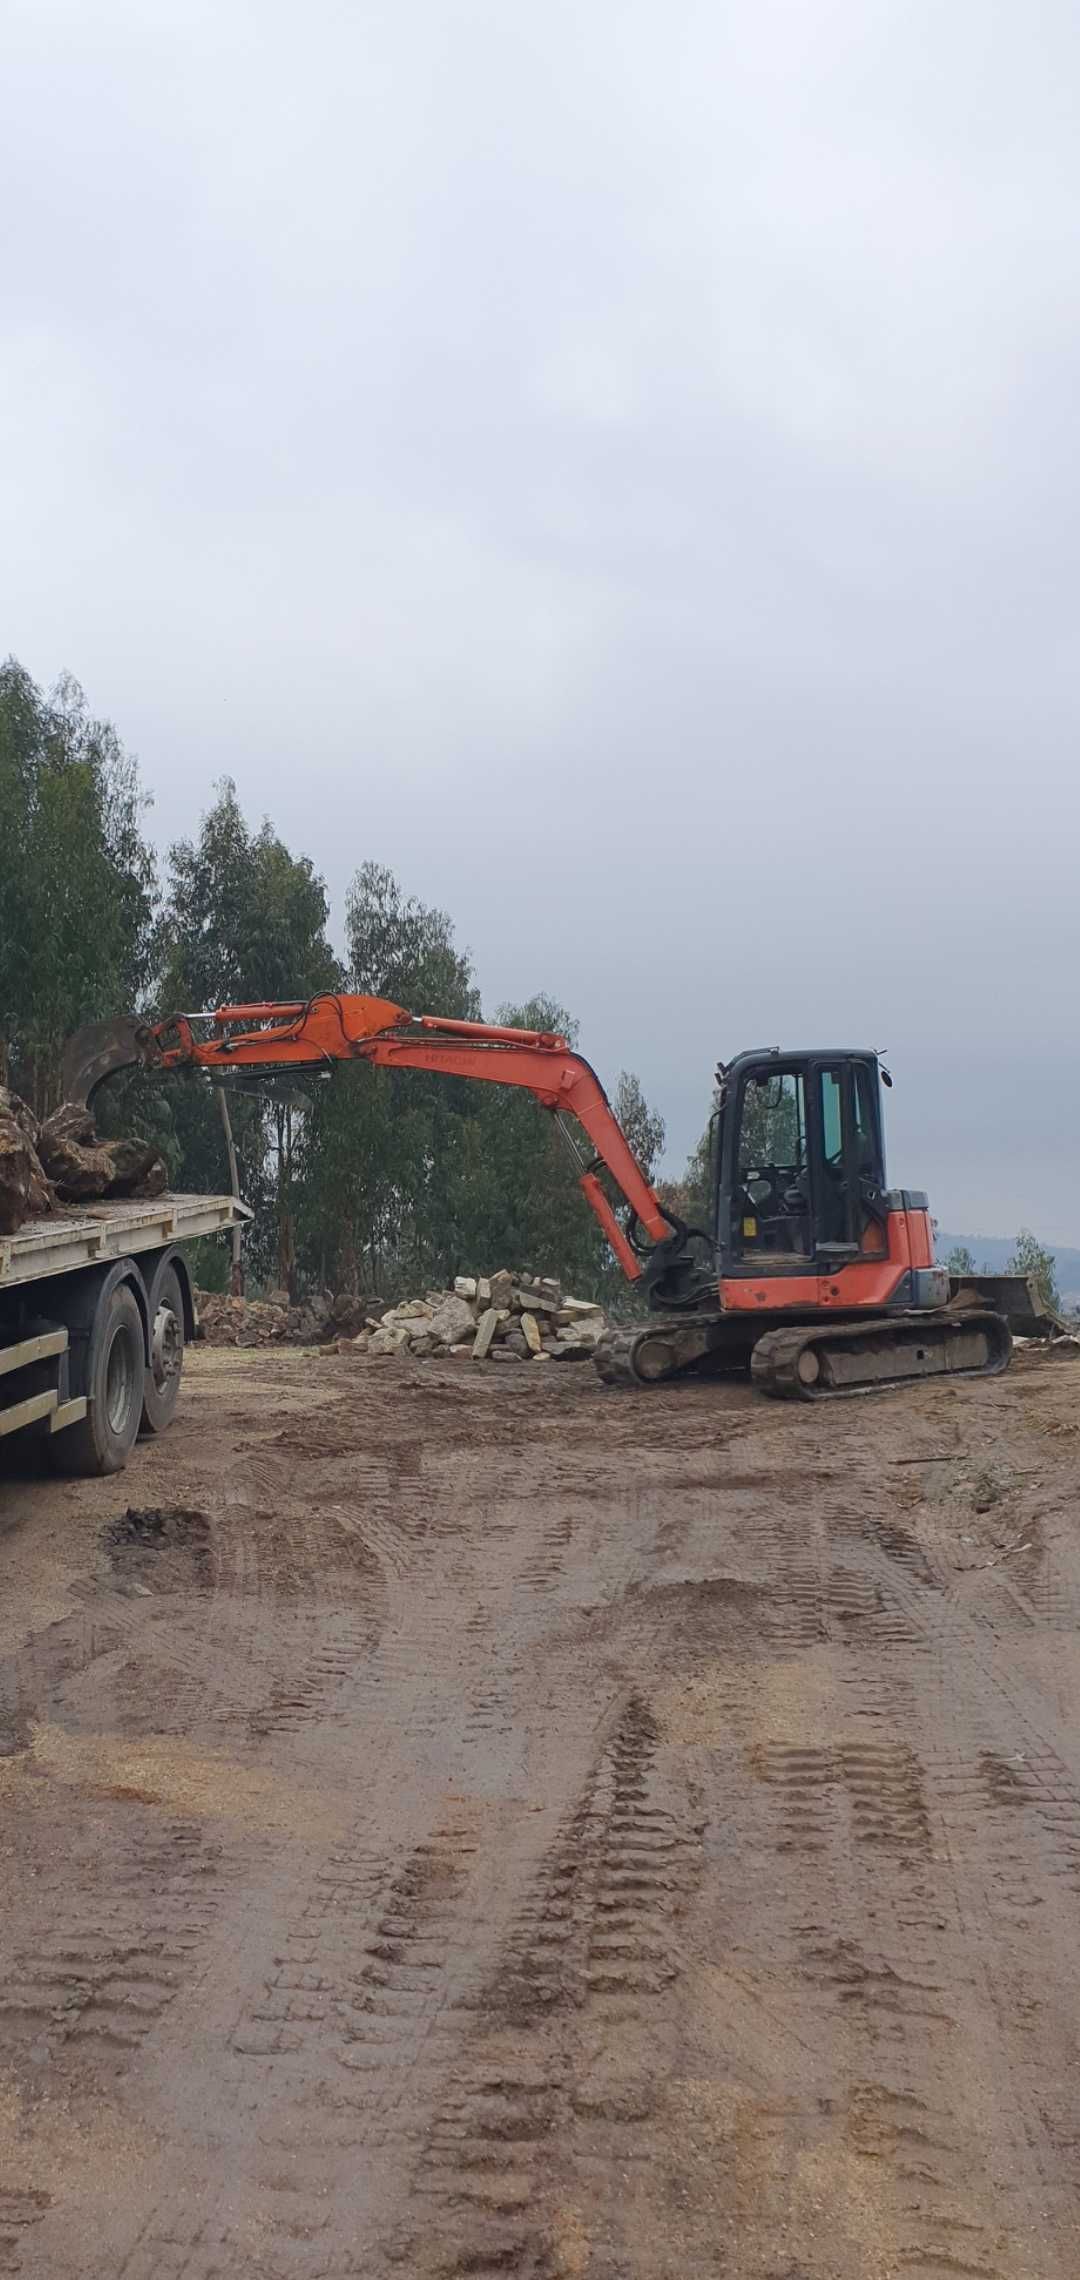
[357,1271,607,1364]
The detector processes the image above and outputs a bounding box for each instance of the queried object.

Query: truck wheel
[54,1284,145,1477]
[140,1263,186,1435]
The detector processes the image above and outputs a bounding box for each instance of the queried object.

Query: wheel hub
[151,1303,182,1392]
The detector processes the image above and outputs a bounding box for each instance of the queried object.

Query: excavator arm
[65,994,684,1285]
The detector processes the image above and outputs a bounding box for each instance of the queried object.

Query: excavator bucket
[60,1016,161,1110]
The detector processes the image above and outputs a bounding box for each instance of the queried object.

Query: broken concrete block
[560,1296,604,1319]
[476,1276,492,1306]
[520,1311,544,1356]
[472,1307,500,1360]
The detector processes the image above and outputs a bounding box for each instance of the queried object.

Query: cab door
[811,1060,887,1261]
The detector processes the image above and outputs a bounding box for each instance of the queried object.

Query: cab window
[734,1070,811,1256]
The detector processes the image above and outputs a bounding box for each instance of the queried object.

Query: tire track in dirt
[395,1692,703,2279]
[65,1426,611,2280]
[7,1352,1080,2276]
[0,1806,228,2087]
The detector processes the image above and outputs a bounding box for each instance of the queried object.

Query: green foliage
[296,864,479,1292]
[296,915,664,1305]
[2,661,667,1303]
[613,1071,665,1185]
[945,1244,977,1275]
[0,660,156,1113]
[448,995,620,1302]
[659,1105,715,1231]
[158,780,339,1288]
[1005,1228,1059,1313]
[161,780,339,1011]
[345,862,478,1019]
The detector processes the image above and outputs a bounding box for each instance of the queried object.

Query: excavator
[62,995,1014,1401]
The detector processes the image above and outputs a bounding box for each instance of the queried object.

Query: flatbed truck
[0,1192,249,1474]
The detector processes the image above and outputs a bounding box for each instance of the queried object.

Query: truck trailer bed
[1,1192,250,1291]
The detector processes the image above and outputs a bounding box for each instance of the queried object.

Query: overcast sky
[4,0,1079,1240]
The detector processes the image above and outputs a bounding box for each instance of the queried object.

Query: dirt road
[2,1342,1080,2277]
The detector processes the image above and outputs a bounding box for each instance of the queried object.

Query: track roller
[749,1310,1012,1401]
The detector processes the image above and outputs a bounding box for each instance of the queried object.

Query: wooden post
[216,1086,245,1296]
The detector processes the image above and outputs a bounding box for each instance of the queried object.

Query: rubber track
[592,1327,643,1388]
[750,1308,1012,1401]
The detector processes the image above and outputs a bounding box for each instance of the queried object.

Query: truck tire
[140,1262,185,1435]
[53,1284,145,1477]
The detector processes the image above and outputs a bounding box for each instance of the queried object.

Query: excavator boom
[66,994,682,1286]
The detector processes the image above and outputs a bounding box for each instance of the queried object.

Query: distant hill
[936,1232,1080,1309]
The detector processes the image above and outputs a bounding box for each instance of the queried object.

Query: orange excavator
[62,996,1012,1400]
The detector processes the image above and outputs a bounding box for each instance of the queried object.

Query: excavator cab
[714,1050,888,1275]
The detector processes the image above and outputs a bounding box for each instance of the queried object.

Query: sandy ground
[2,1339,1080,2278]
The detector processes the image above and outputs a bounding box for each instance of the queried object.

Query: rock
[552,1328,605,1359]
[429,1294,477,1347]
[556,1316,604,1348]
[0,1113,50,1234]
[36,1103,167,1204]
[476,1277,492,1306]
[513,1287,559,1316]
[369,1325,412,1356]
[352,1331,370,1351]
[502,1326,529,1359]
[329,1292,370,1335]
[448,1342,474,1357]
[520,1311,544,1356]
[409,1332,439,1358]
[472,1307,500,1360]
[491,1347,523,1363]
[532,1350,551,1362]
[0,1087,40,1145]
[382,1299,433,1324]
[488,1269,514,1310]
[560,1296,605,1319]
[453,1275,478,1299]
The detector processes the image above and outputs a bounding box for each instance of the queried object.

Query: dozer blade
[60,1016,162,1109]
[949,1273,1065,1341]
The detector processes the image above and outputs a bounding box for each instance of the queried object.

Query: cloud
[3,0,1079,1234]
